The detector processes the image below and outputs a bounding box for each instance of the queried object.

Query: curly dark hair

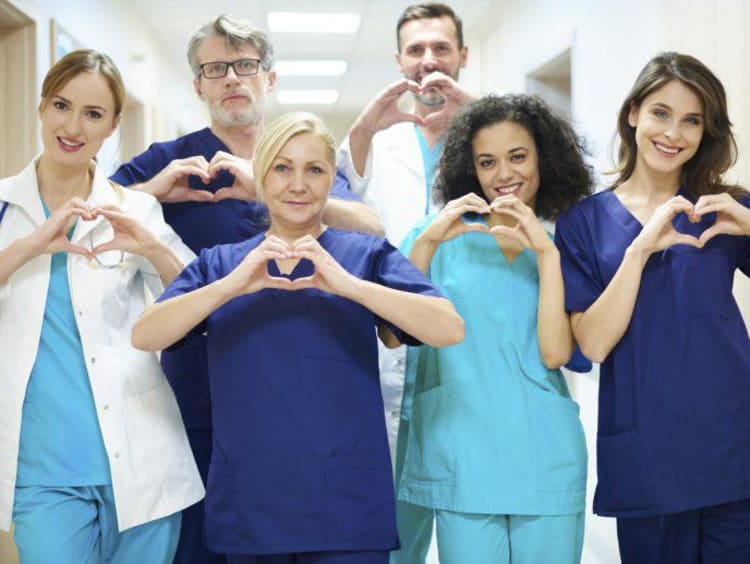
[435,94,594,220]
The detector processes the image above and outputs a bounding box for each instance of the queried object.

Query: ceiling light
[277,90,339,105]
[275,60,348,76]
[267,12,360,34]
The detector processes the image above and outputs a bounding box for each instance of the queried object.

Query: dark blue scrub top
[158,228,442,554]
[556,189,750,518]
[110,128,357,429]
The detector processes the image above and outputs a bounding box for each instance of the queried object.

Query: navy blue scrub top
[158,228,442,554]
[556,189,750,518]
[111,128,357,429]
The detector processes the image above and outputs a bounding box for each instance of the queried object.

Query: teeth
[59,137,83,148]
[496,183,520,194]
[655,142,679,155]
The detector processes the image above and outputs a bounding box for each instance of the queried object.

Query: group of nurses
[392,94,594,564]
[131,112,465,564]
[556,52,750,563]
[0,50,203,563]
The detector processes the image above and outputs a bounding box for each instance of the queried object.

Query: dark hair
[435,94,594,220]
[397,3,463,51]
[613,51,743,197]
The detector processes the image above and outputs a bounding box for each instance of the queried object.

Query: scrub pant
[227,550,389,564]
[174,427,227,564]
[12,485,180,564]
[391,501,584,564]
[617,497,750,564]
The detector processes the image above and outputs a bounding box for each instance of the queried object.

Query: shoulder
[200,232,264,266]
[556,189,610,229]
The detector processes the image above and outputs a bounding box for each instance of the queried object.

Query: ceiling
[127,0,500,118]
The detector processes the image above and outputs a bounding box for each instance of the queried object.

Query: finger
[490,225,531,247]
[264,276,295,291]
[175,163,211,183]
[90,240,120,255]
[288,275,317,290]
[670,233,701,248]
[178,189,215,203]
[61,242,92,257]
[458,222,490,234]
[213,188,248,203]
[490,206,525,222]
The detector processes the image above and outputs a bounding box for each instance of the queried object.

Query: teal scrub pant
[391,501,584,564]
[13,485,181,564]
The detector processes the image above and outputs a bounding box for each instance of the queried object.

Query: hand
[28,197,94,257]
[139,156,213,203]
[352,79,424,135]
[207,151,257,203]
[88,204,167,259]
[487,195,555,253]
[222,236,299,296]
[694,192,750,246]
[421,193,490,243]
[632,196,701,256]
[420,72,476,127]
[287,235,359,297]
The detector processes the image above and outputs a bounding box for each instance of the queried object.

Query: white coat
[0,160,204,532]
[337,123,442,464]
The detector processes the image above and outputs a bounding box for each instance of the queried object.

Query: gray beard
[212,106,262,127]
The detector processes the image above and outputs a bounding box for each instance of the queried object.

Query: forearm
[347,279,464,347]
[347,124,374,178]
[132,279,234,351]
[140,241,185,286]
[323,199,384,237]
[536,247,574,368]
[408,234,440,274]
[572,244,649,362]
[0,236,41,285]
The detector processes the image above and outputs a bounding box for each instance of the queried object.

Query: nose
[63,113,83,136]
[421,48,438,70]
[495,160,513,182]
[289,171,307,192]
[223,65,241,84]
[663,120,682,141]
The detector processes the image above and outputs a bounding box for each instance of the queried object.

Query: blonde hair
[253,112,336,202]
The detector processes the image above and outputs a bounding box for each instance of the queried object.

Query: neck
[617,160,681,202]
[36,155,93,212]
[211,121,262,158]
[267,219,326,244]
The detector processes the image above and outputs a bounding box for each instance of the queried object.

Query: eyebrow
[475,147,528,158]
[650,102,704,118]
[53,95,108,113]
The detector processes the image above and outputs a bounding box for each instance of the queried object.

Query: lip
[57,136,85,153]
[222,93,249,103]
[492,182,522,196]
[284,201,310,207]
[652,141,683,157]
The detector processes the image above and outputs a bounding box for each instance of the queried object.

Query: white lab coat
[338,123,442,463]
[0,160,204,532]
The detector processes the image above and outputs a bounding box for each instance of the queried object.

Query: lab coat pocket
[324,453,396,543]
[596,430,655,513]
[529,382,587,494]
[401,384,458,486]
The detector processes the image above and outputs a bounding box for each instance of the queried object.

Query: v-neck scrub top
[396,214,587,516]
[157,228,443,555]
[555,189,750,519]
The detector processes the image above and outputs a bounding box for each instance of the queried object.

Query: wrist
[535,243,560,263]
[625,242,651,268]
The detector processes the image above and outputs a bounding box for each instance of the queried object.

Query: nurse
[394,94,593,564]
[556,52,750,564]
[131,111,464,564]
[0,50,203,562]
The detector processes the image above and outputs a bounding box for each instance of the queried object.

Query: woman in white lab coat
[0,49,203,564]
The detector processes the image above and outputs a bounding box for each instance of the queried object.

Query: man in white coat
[337,1,475,466]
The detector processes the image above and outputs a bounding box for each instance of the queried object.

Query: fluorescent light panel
[267,12,360,34]
[275,60,348,77]
[277,89,339,105]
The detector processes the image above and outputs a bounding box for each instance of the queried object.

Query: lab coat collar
[382,123,425,179]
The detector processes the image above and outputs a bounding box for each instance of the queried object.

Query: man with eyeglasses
[111,15,382,564]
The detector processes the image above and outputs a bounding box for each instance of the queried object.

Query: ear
[107,114,121,138]
[627,102,639,128]
[266,70,277,93]
[193,77,205,101]
[459,46,468,69]
[395,51,405,75]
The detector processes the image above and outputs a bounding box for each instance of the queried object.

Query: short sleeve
[398,214,435,258]
[156,251,212,340]
[110,144,167,186]
[371,237,443,346]
[555,207,604,313]
[328,169,360,201]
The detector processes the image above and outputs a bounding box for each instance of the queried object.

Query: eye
[510,153,527,163]
[52,100,68,111]
[85,110,103,120]
[308,165,324,174]
[235,59,256,72]
[477,158,495,169]
[685,116,703,126]
[435,44,451,53]
[273,163,289,173]
[407,46,424,56]
[652,108,669,119]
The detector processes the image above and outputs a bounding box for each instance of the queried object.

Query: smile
[653,141,682,156]
[493,183,522,195]
[57,136,85,152]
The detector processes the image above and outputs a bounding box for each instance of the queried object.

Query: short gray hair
[187,15,274,76]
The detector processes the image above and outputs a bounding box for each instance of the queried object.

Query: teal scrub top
[397,214,587,516]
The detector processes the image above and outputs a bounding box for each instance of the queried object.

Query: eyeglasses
[198,58,264,79]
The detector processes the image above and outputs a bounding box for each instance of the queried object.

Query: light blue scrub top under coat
[397,214,587,516]
[16,201,111,486]
[415,126,443,216]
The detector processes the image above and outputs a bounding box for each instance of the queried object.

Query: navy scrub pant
[617,497,750,564]
[227,551,389,564]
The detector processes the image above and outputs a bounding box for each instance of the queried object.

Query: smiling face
[396,16,467,107]
[629,79,705,179]
[193,35,276,129]
[39,71,119,169]
[472,120,541,208]
[262,132,334,232]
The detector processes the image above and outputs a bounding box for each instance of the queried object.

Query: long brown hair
[612,52,743,198]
